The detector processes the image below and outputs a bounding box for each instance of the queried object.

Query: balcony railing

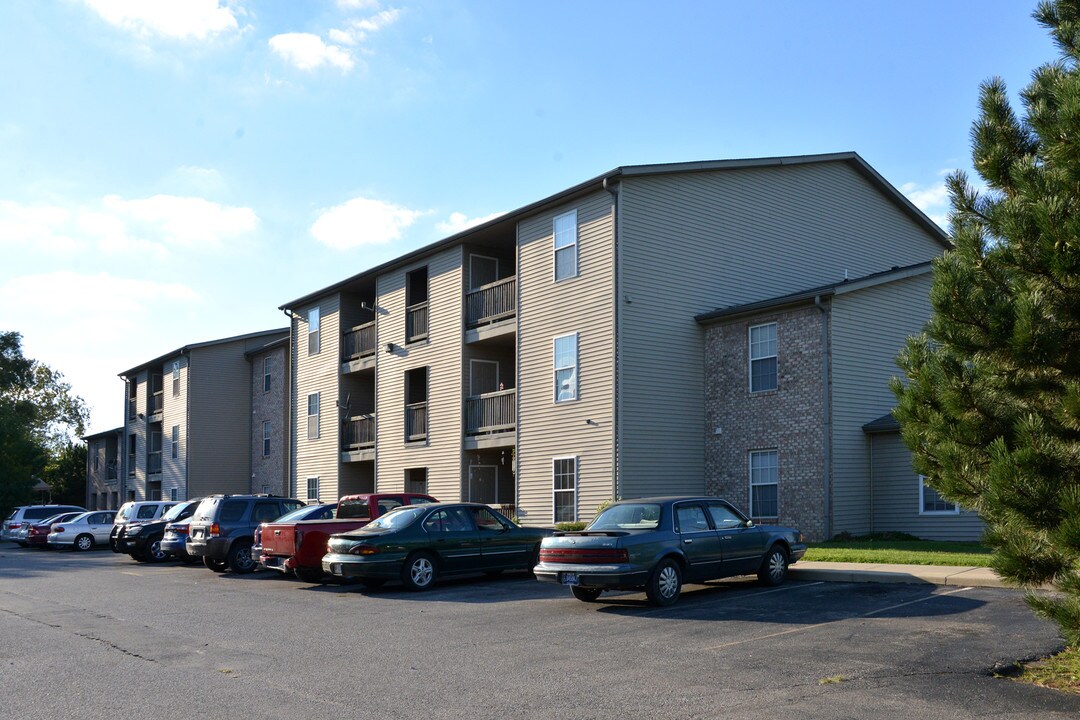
[406,302,429,343]
[342,414,375,451]
[343,321,377,361]
[147,451,162,474]
[466,277,516,328]
[128,396,136,419]
[465,388,516,435]
[406,402,428,441]
[150,392,163,414]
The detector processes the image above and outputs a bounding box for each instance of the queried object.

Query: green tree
[0,332,88,515]
[892,1,1080,646]
[42,441,88,507]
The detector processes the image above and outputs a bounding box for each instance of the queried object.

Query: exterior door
[422,507,481,574]
[471,506,529,570]
[470,254,499,290]
[470,360,500,396]
[707,501,768,574]
[468,465,498,504]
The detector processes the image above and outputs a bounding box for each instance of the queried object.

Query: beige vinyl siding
[517,191,615,525]
[617,163,945,499]
[161,356,187,500]
[375,247,463,499]
[186,342,255,497]
[293,295,342,503]
[830,273,933,536]
[868,433,984,541]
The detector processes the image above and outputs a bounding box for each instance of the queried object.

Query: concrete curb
[789,561,1033,589]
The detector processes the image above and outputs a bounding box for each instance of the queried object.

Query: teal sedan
[322,502,553,590]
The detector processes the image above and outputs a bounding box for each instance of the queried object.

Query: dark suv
[187,495,304,573]
[116,499,202,562]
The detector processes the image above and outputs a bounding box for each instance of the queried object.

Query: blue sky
[0,0,1056,433]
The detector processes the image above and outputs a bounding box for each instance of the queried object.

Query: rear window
[161,502,195,522]
[25,508,59,520]
[136,505,158,519]
[589,503,663,531]
[192,499,220,521]
[337,500,371,520]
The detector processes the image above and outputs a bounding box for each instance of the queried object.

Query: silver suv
[109,501,178,552]
[3,505,86,542]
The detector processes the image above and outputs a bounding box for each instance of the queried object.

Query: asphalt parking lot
[2,546,1078,720]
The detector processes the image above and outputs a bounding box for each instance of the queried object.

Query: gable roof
[862,412,901,434]
[281,152,949,311]
[694,262,933,326]
[118,328,288,378]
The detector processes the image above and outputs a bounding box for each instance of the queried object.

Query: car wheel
[645,558,682,607]
[294,566,325,583]
[141,535,168,563]
[203,556,228,573]
[758,544,789,586]
[227,540,256,574]
[74,534,95,552]
[401,552,437,591]
[571,586,602,602]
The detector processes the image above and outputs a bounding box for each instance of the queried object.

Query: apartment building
[84,427,123,510]
[697,264,982,541]
[246,335,291,496]
[280,152,950,535]
[118,329,289,502]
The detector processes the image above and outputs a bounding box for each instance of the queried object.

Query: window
[920,476,959,514]
[306,477,320,502]
[136,505,157,520]
[172,361,180,396]
[171,425,179,459]
[405,267,429,342]
[263,356,272,393]
[170,488,178,501]
[127,434,136,476]
[554,333,578,402]
[553,210,578,281]
[406,468,428,494]
[308,306,321,355]
[707,502,746,530]
[93,450,100,472]
[749,450,779,517]
[127,380,137,419]
[749,323,778,393]
[219,500,246,522]
[676,503,710,533]
[553,457,577,523]
[263,421,271,457]
[405,368,429,441]
[307,393,320,440]
[150,373,163,413]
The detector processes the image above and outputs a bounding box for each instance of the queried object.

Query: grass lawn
[804,535,993,567]
[1010,646,1080,695]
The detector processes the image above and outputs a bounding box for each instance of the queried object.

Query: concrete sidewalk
[789,561,1018,589]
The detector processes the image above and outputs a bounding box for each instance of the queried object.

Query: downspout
[814,295,832,539]
[283,309,297,499]
[604,176,621,503]
[182,348,190,501]
[119,378,128,506]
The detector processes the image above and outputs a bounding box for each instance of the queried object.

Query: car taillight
[53,526,64,533]
[349,544,380,556]
[539,547,629,564]
[254,527,262,545]
[295,531,304,552]
[9,522,22,530]
[209,522,220,537]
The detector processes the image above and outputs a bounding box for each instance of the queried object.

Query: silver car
[47,511,117,551]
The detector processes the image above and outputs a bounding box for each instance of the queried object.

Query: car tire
[571,586,602,602]
[143,535,168,563]
[74,534,95,552]
[227,540,256,574]
[758,544,789,587]
[294,567,325,583]
[645,557,682,607]
[203,556,228,573]
[130,553,147,563]
[401,552,437,591]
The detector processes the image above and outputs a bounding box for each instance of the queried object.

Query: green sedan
[322,502,553,590]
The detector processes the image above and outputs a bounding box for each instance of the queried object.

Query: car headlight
[126,525,143,536]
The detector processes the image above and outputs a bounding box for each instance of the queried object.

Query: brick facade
[250,344,289,496]
[703,305,829,541]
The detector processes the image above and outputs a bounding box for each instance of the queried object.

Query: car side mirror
[745,520,755,528]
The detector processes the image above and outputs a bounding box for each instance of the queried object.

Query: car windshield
[116,503,133,521]
[363,506,424,531]
[274,504,330,523]
[38,513,66,525]
[588,503,663,530]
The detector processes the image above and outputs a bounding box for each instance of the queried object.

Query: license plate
[560,572,579,586]
[331,563,342,575]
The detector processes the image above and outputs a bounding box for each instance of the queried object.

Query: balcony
[466,276,516,328]
[343,321,376,362]
[406,302,429,343]
[149,392,163,416]
[342,414,375,451]
[147,451,162,475]
[406,402,428,442]
[128,396,136,419]
[465,388,516,435]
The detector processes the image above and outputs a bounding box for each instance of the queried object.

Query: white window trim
[306,477,320,502]
[553,210,578,282]
[553,332,579,404]
[552,456,578,523]
[307,393,320,440]
[748,322,778,394]
[172,361,180,396]
[171,425,179,459]
[918,475,960,515]
[749,449,779,518]
[308,306,321,355]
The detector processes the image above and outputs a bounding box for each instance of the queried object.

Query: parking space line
[703,586,973,650]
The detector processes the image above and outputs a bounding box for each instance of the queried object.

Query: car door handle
[722,536,732,540]
[683,539,693,544]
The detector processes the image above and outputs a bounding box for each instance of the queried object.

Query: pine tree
[892,0,1080,646]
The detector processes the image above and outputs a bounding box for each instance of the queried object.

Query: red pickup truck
[257,493,437,582]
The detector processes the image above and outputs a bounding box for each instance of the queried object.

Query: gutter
[604,177,621,502]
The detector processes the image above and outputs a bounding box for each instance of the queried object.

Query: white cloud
[329,9,401,46]
[269,33,355,72]
[311,196,423,250]
[901,180,950,229]
[0,195,258,257]
[80,0,243,41]
[436,211,506,235]
[337,0,382,9]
